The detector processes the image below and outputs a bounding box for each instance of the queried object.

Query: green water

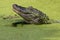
[0,0,60,40]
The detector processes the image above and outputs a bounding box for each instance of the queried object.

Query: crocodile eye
[24,13,31,14]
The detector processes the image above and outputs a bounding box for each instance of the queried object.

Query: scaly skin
[12,4,51,25]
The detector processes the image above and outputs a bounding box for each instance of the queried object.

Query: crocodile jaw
[12,4,26,14]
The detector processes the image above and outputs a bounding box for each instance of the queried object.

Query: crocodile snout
[12,4,26,12]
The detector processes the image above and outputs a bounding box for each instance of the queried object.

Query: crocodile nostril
[12,4,18,6]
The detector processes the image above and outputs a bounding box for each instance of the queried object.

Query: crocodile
[12,4,60,26]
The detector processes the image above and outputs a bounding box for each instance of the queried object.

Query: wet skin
[12,4,50,26]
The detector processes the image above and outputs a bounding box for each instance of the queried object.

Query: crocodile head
[12,4,40,23]
[12,4,34,23]
[12,4,50,24]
